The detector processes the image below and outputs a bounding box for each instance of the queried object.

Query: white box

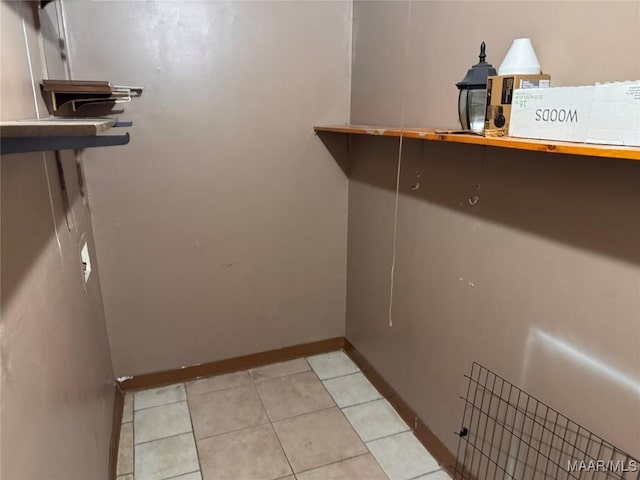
[586,81,640,147]
[509,86,594,143]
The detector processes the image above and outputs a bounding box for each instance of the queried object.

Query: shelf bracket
[1,133,130,155]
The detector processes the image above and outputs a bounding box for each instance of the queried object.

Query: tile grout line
[161,469,200,480]
[332,393,384,410]
[331,400,375,458]
[133,383,201,479]
[309,352,389,414]
[311,361,347,412]
[188,356,314,386]
[356,426,412,445]
[304,364,388,476]
[133,396,199,471]
[305,350,361,382]
[340,396,396,411]
[193,401,341,445]
[325,366,417,449]
[270,403,338,425]
[134,430,197,448]
[313,369,362,382]
[133,383,187,412]
[182,391,204,479]
[133,397,190,413]
[121,392,129,425]
[250,368,313,385]
[338,397,411,444]
[193,419,272,443]
[131,393,136,478]
[251,379,278,425]
[133,386,192,446]
[293,451,378,477]
[168,353,359,402]
[179,358,316,399]
[303,351,388,476]
[313,364,382,454]
[335,400,402,479]
[181,362,316,400]
[365,430,441,480]
[186,374,252,398]
[133,398,188,412]
[251,381,296,478]
[340,405,410,444]
[251,369,334,423]
[365,429,416,446]
[122,393,130,477]
[249,357,313,383]
[406,467,445,480]
[336,350,448,478]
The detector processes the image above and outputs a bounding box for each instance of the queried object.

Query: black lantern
[456,41,497,133]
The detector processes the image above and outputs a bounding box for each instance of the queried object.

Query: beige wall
[1,2,115,479]
[62,1,352,377]
[352,0,640,127]
[347,0,640,462]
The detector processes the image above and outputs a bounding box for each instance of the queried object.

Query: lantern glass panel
[458,89,469,129]
[468,88,487,133]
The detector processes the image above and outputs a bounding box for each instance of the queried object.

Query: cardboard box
[484,74,551,132]
[509,86,594,143]
[586,81,640,147]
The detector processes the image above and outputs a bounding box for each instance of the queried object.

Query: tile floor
[117,350,453,480]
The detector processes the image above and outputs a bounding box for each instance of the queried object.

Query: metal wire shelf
[454,362,639,480]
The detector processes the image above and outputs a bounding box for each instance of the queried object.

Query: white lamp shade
[498,38,541,75]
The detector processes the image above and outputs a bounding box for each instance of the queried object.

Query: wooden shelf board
[314,125,640,161]
[1,117,116,138]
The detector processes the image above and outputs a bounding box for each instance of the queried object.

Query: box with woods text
[509,81,640,146]
[509,86,594,143]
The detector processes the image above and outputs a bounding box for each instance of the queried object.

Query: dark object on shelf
[41,80,143,117]
[454,362,639,479]
[1,118,131,155]
[456,42,497,134]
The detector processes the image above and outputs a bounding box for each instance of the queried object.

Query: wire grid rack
[454,362,639,480]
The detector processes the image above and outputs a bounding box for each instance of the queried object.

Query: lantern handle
[479,41,487,63]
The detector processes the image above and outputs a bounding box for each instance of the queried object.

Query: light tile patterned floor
[117,350,452,480]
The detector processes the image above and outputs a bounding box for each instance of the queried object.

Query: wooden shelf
[1,118,116,137]
[314,125,640,162]
[1,117,130,155]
